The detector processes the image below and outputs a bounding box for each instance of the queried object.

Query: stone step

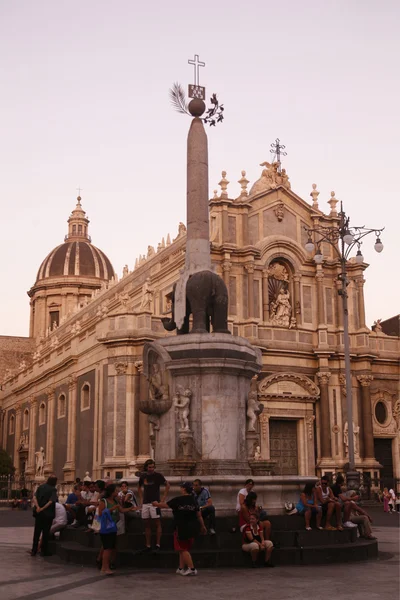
[53,538,377,568]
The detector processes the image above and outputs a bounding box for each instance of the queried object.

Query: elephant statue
[161,270,230,335]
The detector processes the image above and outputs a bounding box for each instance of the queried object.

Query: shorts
[242,540,273,552]
[141,503,161,519]
[100,532,117,550]
[173,530,194,552]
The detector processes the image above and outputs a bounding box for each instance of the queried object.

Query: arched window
[73,224,76,234]
[9,414,15,435]
[58,394,66,419]
[81,383,90,411]
[23,409,29,430]
[39,402,46,426]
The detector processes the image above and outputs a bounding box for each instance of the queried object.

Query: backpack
[99,507,117,535]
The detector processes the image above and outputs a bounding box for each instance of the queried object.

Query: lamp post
[305,202,384,487]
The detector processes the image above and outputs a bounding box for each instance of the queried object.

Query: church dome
[35,196,115,283]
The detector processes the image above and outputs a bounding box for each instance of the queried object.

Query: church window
[23,409,29,430]
[81,383,90,411]
[375,401,387,425]
[39,402,46,426]
[58,394,66,419]
[49,311,59,329]
[9,414,15,435]
[78,224,82,234]
[72,225,76,234]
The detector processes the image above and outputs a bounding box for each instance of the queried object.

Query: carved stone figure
[122,264,129,277]
[344,421,360,456]
[161,271,230,335]
[148,363,169,405]
[254,445,262,460]
[35,447,45,476]
[246,391,263,432]
[83,471,92,481]
[140,278,154,310]
[147,245,155,258]
[373,319,383,332]
[392,400,400,429]
[274,202,285,222]
[270,288,292,327]
[173,387,192,431]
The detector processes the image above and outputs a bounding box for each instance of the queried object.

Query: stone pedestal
[249,460,277,476]
[142,333,261,475]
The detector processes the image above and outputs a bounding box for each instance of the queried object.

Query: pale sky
[0,0,398,336]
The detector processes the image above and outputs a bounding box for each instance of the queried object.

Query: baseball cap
[180,481,193,493]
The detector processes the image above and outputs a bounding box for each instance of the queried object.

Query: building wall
[75,370,95,478]
[53,382,69,480]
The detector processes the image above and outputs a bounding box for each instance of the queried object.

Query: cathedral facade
[1,163,399,485]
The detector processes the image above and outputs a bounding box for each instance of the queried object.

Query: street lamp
[305,202,384,488]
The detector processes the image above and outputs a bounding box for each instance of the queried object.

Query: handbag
[99,508,117,534]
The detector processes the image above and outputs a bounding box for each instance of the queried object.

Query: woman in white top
[236,479,255,512]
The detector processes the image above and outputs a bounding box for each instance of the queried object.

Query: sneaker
[137,546,152,554]
[208,528,216,535]
[343,521,357,528]
[182,568,197,576]
[176,568,185,575]
[153,545,161,554]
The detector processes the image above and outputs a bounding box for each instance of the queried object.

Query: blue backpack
[99,507,117,534]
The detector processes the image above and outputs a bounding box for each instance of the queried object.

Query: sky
[0,0,399,336]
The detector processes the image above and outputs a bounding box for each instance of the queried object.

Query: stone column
[357,375,375,459]
[262,269,269,322]
[316,271,325,326]
[246,263,255,319]
[222,261,231,288]
[65,375,77,473]
[356,278,366,329]
[45,387,55,472]
[294,275,302,325]
[317,372,332,458]
[259,412,270,459]
[13,404,22,475]
[27,398,37,473]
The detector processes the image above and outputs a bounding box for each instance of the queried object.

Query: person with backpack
[152,481,207,576]
[98,484,135,575]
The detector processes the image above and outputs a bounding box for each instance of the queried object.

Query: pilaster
[316,371,332,459]
[13,404,22,475]
[357,375,375,460]
[45,387,55,472]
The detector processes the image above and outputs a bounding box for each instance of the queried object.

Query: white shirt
[388,489,396,504]
[52,502,68,528]
[236,488,248,512]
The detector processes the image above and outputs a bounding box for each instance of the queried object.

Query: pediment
[258,372,320,399]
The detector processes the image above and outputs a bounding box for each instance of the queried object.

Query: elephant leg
[191,309,208,334]
[211,297,230,333]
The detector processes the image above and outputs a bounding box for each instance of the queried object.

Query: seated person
[316,476,343,531]
[65,484,81,524]
[296,482,322,531]
[239,491,272,543]
[330,475,358,528]
[348,498,376,540]
[118,481,139,509]
[242,514,274,568]
[51,502,68,536]
[236,479,255,513]
[192,479,216,535]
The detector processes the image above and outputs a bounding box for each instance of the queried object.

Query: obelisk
[174,96,212,329]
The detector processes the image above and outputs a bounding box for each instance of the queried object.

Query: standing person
[382,488,390,513]
[316,476,343,531]
[192,479,216,535]
[31,475,58,557]
[98,483,135,575]
[138,459,170,553]
[388,487,396,513]
[153,482,207,576]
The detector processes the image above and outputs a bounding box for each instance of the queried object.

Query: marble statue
[247,391,263,432]
[147,245,155,258]
[83,471,92,481]
[173,387,192,431]
[344,421,360,456]
[122,264,129,277]
[35,446,45,476]
[270,288,292,327]
[140,278,154,310]
[254,445,262,460]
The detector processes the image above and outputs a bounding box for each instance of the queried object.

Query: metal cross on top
[270,138,287,172]
[188,53,206,101]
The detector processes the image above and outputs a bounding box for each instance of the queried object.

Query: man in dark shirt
[153,481,206,575]
[31,475,58,556]
[138,459,170,552]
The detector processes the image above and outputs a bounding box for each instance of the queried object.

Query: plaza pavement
[0,507,398,600]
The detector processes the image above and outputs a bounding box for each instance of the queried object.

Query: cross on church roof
[270,139,287,172]
[188,54,206,101]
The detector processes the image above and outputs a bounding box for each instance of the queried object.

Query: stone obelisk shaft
[185,116,211,272]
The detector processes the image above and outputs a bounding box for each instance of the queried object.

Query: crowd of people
[30,467,388,575]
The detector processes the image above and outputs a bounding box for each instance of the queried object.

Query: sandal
[305,527,312,531]
[317,526,324,530]
[337,526,344,531]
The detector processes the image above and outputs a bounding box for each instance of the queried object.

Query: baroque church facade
[0,162,399,484]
